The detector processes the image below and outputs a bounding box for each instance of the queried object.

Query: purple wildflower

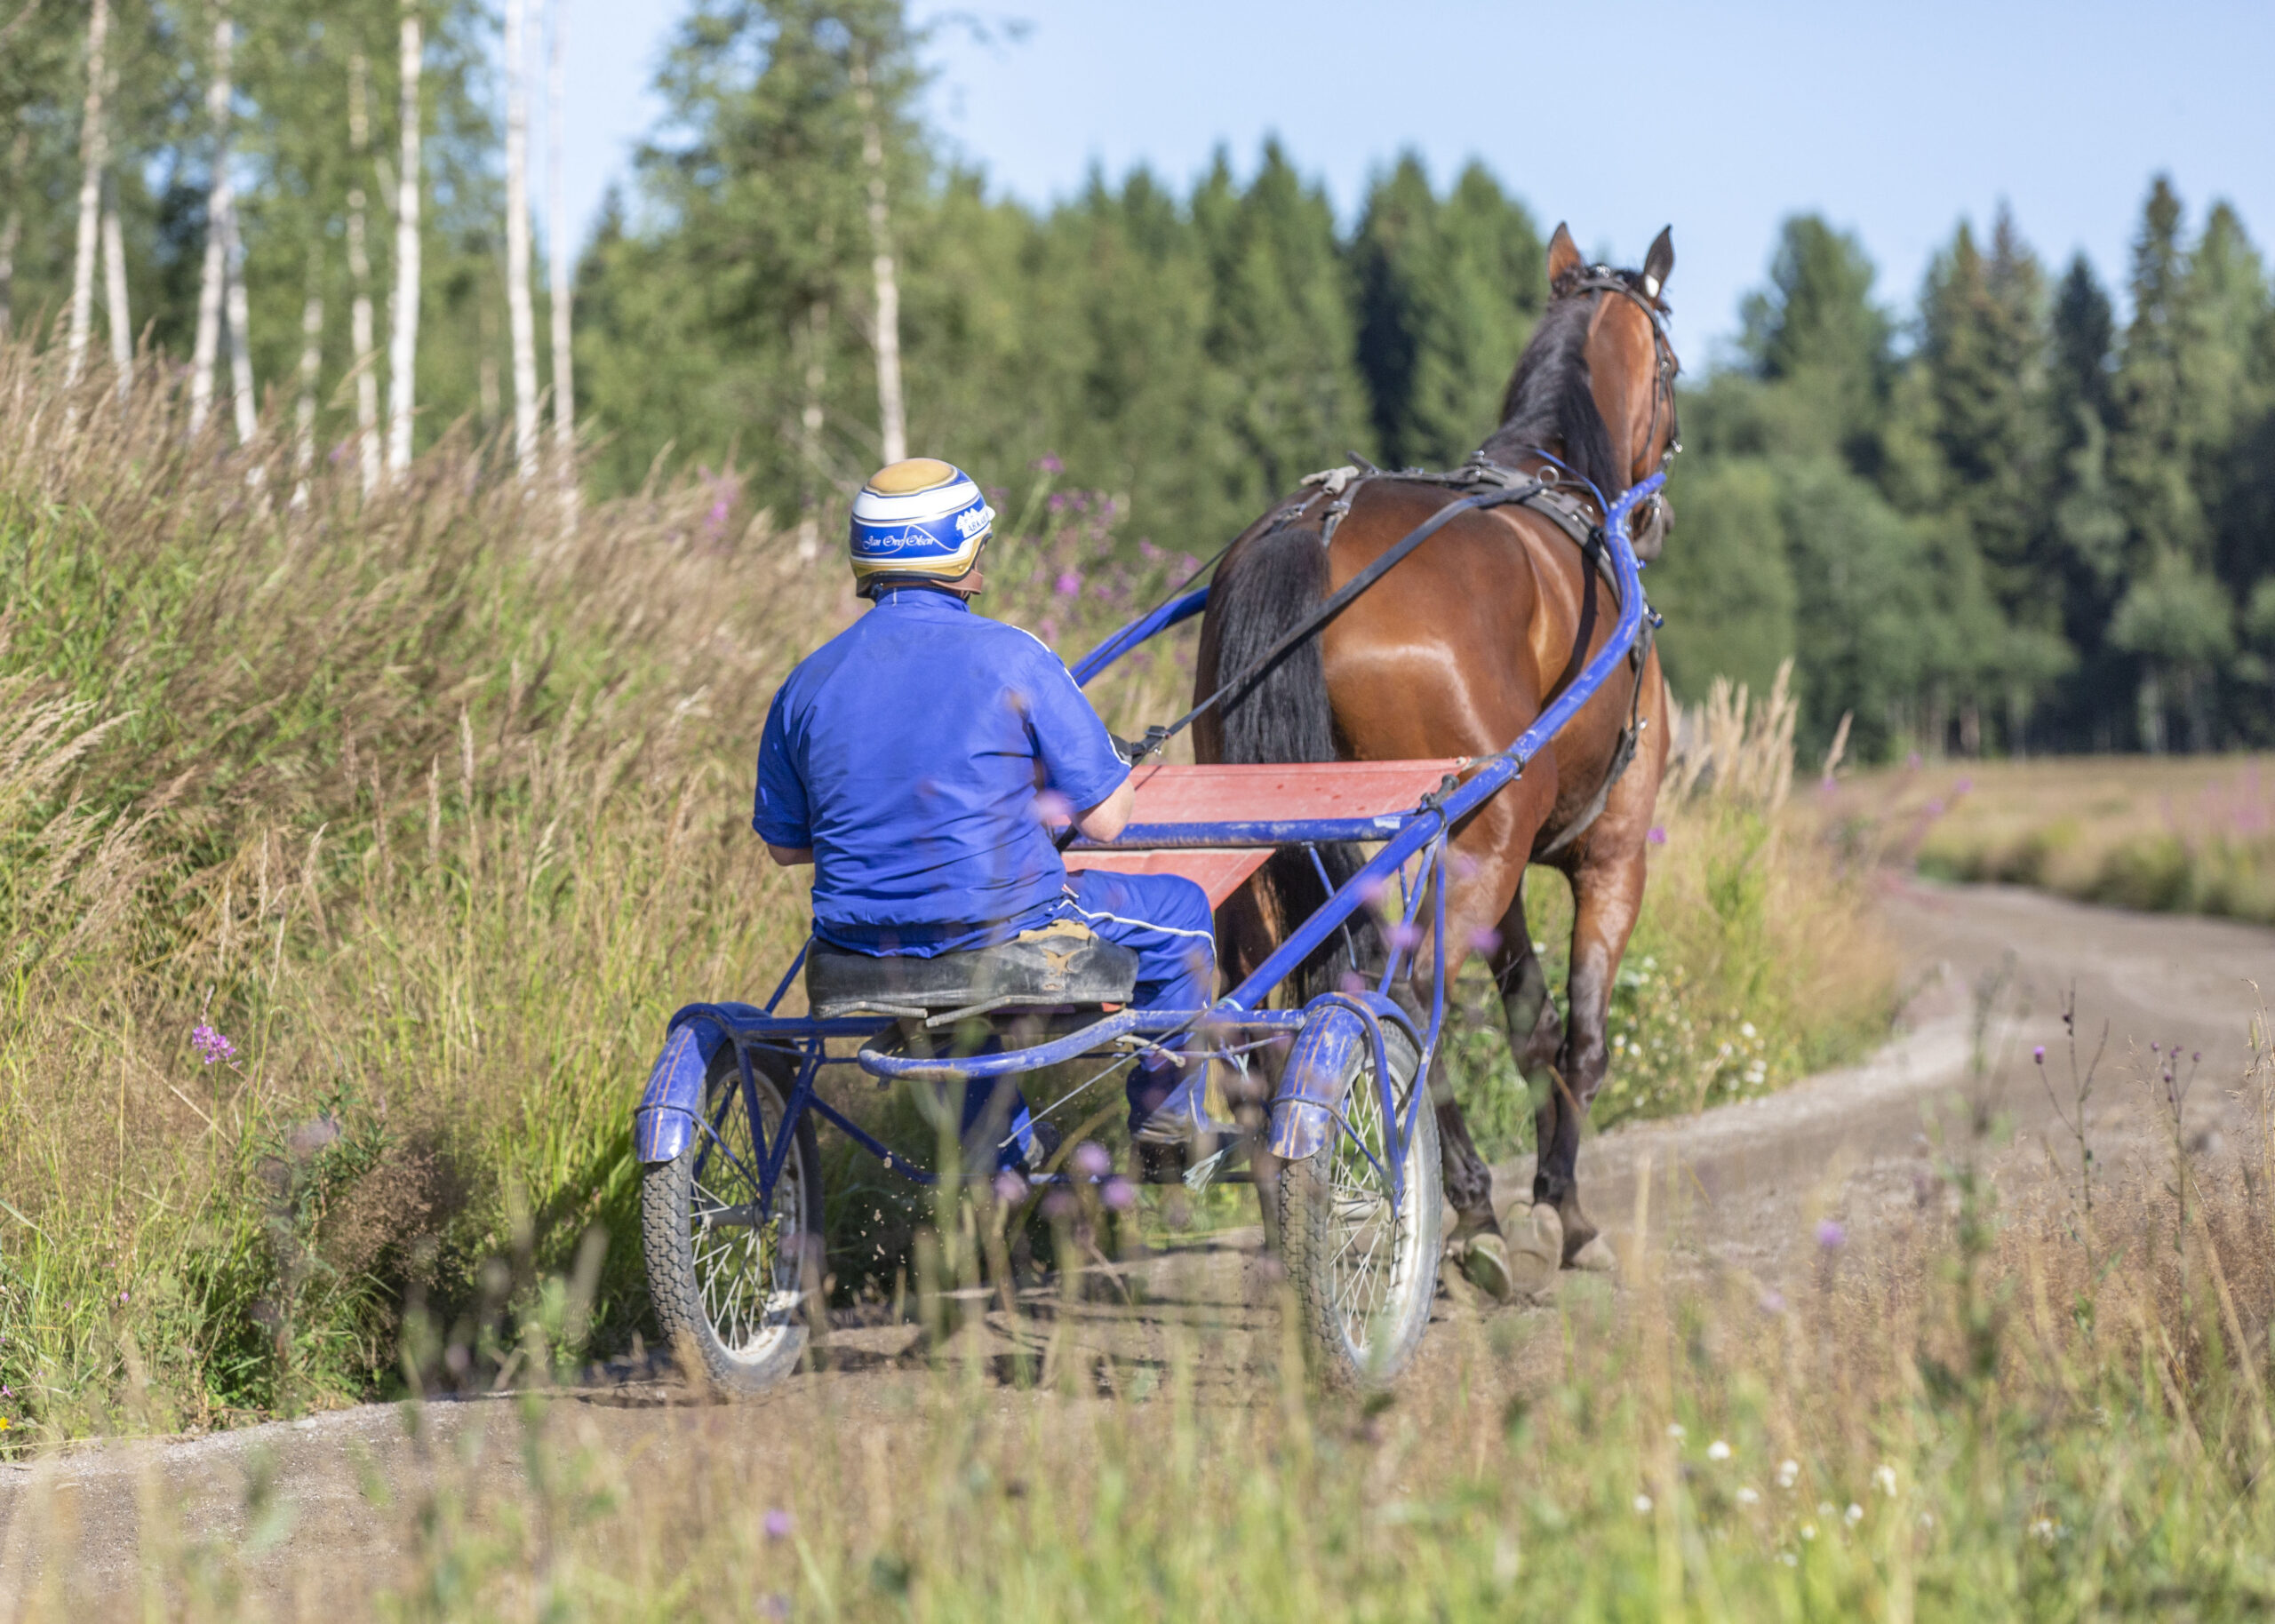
[1041,1189,1076,1222]
[1384,921,1423,951]
[1054,569,1082,598]
[1138,538,1163,561]
[1816,1219,1846,1251]
[1032,453,1064,475]
[1647,826,1668,846]
[1757,1289,1786,1315]
[1953,776,1973,794]
[992,1171,1028,1205]
[1924,800,1944,816]
[1338,971,1369,995]
[1468,927,1503,954]
[1101,1176,1137,1212]
[190,1023,237,1067]
[763,1509,794,1540]
[2033,1046,2046,1063]
[1072,1141,1112,1180]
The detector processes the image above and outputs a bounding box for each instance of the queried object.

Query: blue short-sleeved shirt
[754,586,1130,955]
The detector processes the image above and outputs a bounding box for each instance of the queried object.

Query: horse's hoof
[1457,1233,1517,1302]
[1519,1203,1564,1269]
[1568,1234,1618,1274]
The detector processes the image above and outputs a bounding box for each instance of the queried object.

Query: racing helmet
[848,458,995,594]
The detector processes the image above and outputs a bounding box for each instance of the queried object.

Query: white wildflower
[1707,1438,1732,1461]
[1666,1422,1687,1442]
[1736,1486,1760,1506]
[1873,1464,1897,1497]
[1741,1021,1758,1039]
[1634,1493,1654,1514]
[1845,1503,1864,1525]
[1800,1523,1817,1541]
[1776,1459,1800,1489]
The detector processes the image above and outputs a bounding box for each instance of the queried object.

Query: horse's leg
[1540,840,1648,1269]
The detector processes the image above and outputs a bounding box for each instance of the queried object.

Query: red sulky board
[1066,758,1465,907]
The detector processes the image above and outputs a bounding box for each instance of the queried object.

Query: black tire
[1273,1022,1442,1389]
[642,1041,826,1395]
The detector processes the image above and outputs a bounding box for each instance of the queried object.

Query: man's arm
[1071,779,1135,843]
[765,844,813,866]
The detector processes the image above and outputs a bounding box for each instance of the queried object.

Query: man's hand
[1072,779,1135,843]
[766,844,814,867]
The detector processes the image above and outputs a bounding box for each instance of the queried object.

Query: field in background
[0,346,1887,1442]
[1827,753,2275,925]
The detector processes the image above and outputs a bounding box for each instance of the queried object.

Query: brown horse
[1195,223,1680,1293]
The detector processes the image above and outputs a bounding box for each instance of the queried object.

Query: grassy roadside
[1824,754,2275,925]
[0,346,1888,1439]
[11,994,2275,1620]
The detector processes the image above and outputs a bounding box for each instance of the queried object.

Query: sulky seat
[804,919,1138,1024]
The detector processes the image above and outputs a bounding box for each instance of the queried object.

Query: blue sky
[553,1,2275,361]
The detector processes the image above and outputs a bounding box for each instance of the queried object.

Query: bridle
[1553,266,1681,557]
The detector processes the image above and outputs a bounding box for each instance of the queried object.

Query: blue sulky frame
[632,474,1663,1224]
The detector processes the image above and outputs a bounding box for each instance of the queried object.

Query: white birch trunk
[502,0,538,479]
[102,182,131,396]
[347,52,380,495]
[291,243,323,504]
[851,58,905,466]
[795,299,827,561]
[0,129,27,338]
[189,13,235,436]
[546,0,577,527]
[386,3,424,475]
[224,209,256,444]
[64,0,112,387]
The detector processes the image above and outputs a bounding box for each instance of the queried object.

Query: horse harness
[1132,263,1679,861]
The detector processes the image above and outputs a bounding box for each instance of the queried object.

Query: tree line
[4,0,2271,758]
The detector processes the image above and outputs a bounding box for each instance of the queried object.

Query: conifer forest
[3,0,2270,764]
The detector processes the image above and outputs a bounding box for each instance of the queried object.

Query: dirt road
[5,880,2268,1612]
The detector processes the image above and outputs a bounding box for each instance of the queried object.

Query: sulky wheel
[641,1039,825,1395]
[1273,1021,1442,1389]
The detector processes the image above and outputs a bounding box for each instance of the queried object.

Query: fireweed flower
[190,1023,237,1067]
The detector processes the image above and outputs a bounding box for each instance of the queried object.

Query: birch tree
[291,242,322,502]
[62,0,109,386]
[502,0,537,478]
[188,12,235,436]
[386,1,423,474]
[0,128,26,337]
[101,174,128,395]
[546,0,575,521]
[348,51,379,493]
[850,53,904,466]
[225,209,255,444]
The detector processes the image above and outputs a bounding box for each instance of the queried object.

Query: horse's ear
[1546,223,1582,288]
[1640,226,1675,300]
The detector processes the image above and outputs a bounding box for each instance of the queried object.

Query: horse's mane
[1476,288,1623,497]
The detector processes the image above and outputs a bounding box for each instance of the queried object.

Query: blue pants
[961,867,1217,1168]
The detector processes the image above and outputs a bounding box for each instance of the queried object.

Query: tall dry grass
[0,344,1196,1432]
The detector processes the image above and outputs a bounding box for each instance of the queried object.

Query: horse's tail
[1209,520,1337,767]
[1203,521,1378,997]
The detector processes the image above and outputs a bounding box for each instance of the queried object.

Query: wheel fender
[1266,992,1417,1162]
[634,1002,768,1165]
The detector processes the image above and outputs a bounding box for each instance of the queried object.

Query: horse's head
[1490,224,1681,557]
